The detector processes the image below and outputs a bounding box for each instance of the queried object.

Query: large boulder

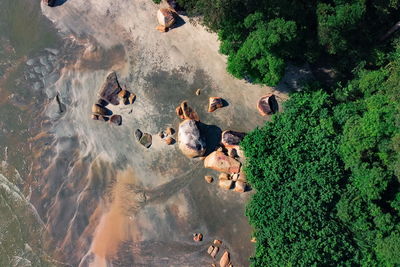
[257,94,278,116]
[157,8,176,28]
[178,119,206,158]
[221,130,246,148]
[98,72,122,105]
[204,151,241,173]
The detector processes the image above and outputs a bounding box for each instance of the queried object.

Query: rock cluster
[206,238,233,267]
[175,101,200,121]
[91,72,136,126]
[159,127,176,145]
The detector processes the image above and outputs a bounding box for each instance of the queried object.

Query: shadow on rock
[48,0,68,7]
[171,15,186,30]
[198,122,222,156]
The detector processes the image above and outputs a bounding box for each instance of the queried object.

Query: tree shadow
[198,122,222,156]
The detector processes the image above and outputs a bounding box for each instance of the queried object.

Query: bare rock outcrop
[178,119,206,158]
[204,151,241,173]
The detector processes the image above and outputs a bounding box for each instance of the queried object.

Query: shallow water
[0,0,288,266]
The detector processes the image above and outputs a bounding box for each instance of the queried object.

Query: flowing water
[0,0,289,266]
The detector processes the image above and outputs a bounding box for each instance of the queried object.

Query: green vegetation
[168,0,398,85]
[241,48,400,265]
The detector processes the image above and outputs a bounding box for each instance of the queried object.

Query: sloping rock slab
[178,119,206,158]
[204,151,241,173]
[98,72,122,105]
[221,130,246,148]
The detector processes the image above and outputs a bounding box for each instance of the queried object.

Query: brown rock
[234,181,246,193]
[219,173,229,180]
[205,176,214,183]
[156,25,167,32]
[165,127,175,135]
[210,246,219,258]
[195,89,201,95]
[221,130,246,148]
[157,8,176,28]
[207,246,215,255]
[118,89,129,99]
[129,93,136,104]
[176,101,200,121]
[91,114,99,120]
[220,251,230,267]
[109,115,122,126]
[178,119,206,158]
[91,104,109,116]
[208,97,224,112]
[98,72,122,105]
[231,173,239,181]
[257,94,278,116]
[193,233,203,242]
[213,239,222,245]
[204,151,241,173]
[165,136,175,145]
[219,179,233,190]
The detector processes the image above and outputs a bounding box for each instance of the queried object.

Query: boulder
[208,97,224,112]
[159,131,166,139]
[98,115,109,122]
[257,94,278,116]
[228,148,238,158]
[165,137,175,145]
[109,115,122,126]
[193,233,203,242]
[204,151,241,173]
[219,179,233,190]
[178,119,206,158]
[207,246,215,255]
[211,246,219,258]
[204,175,214,183]
[220,251,230,267]
[118,89,129,99]
[91,114,99,120]
[176,101,200,121]
[135,129,143,141]
[234,181,246,193]
[91,104,109,116]
[195,89,201,96]
[98,72,122,105]
[139,133,152,148]
[231,173,239,181]
[221,130,246,148]
[157,8,176,28]
[97,99,108,107]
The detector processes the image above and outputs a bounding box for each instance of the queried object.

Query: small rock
[165,127,175,135]
[251,237,257,243]
[205,175,214,183]
[129,93,136,104]
[110,115,122,126]
[99,115,109,122]
[97,99,108,107]
[220,251,230,267]
[208,97,224,112]
[210,246,219,258]
[92,104,109,116]
[207,246,214,255]
[213,240,222,245]
[159,131,166,139]
[193,233,203,242]
[165,136,175,145]
[195,89,201,95]
[135,129,143,141]
[118,89,129,99]
[231,173,239,181]
[219,179,233,190]
[156,25,167,32]
[91,114,99,120]
[219,173,229,180]
[139,133,152,148]
[234,181,246,193]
